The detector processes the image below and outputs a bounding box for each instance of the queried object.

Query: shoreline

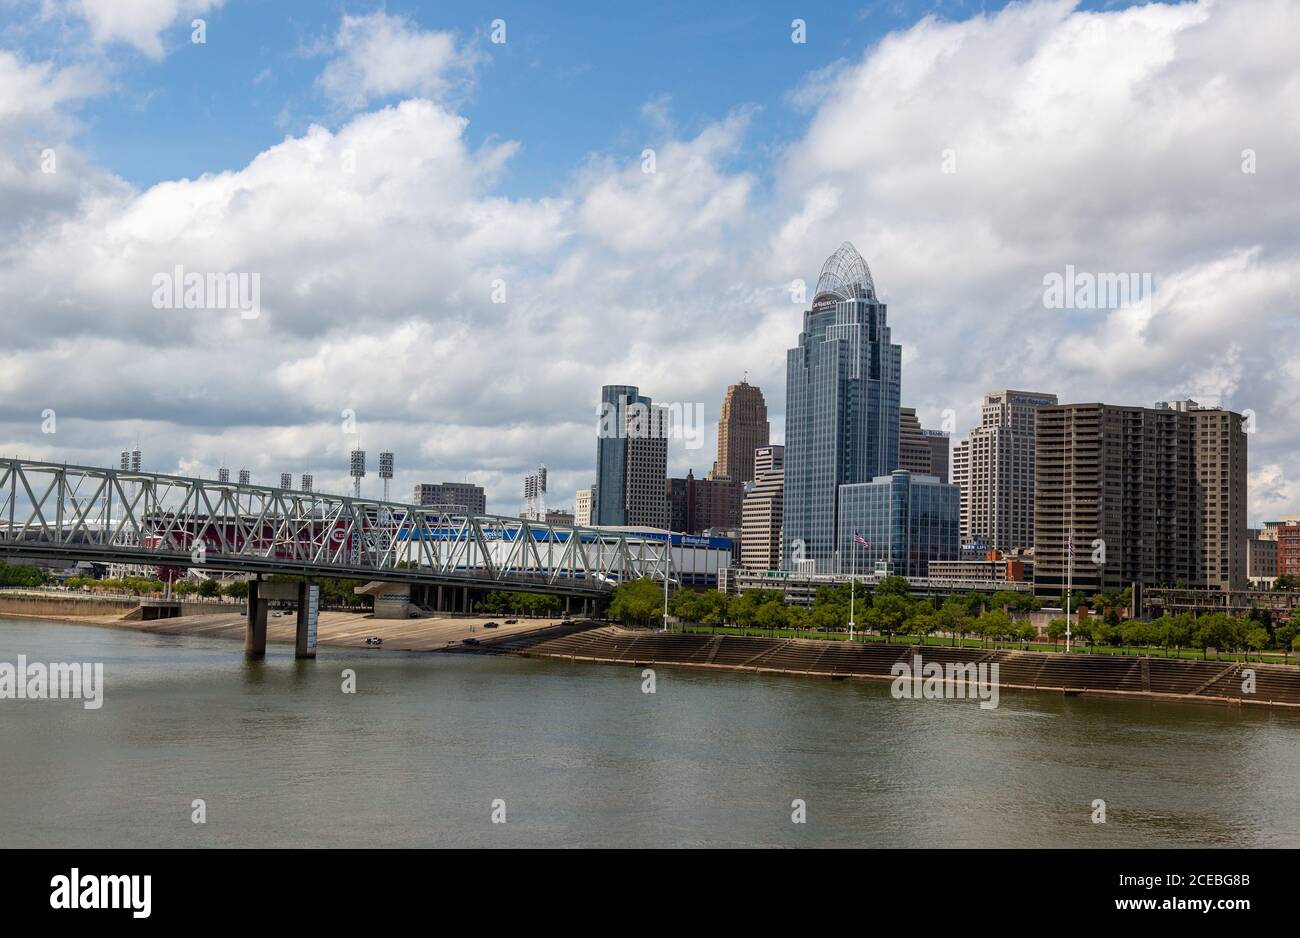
[0,605,585,653]
[7,606,1300,712]
[500,626,1300,712]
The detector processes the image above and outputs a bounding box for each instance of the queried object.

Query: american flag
[854,532,869,548]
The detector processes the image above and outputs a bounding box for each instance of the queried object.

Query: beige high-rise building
[899,407,932,475]
[1033,400,1248,596]
[1185,403,1249,590]
[952,390,1058,551]
[575,486,594,526]
[711,380,769,487]
[741,445,784,571]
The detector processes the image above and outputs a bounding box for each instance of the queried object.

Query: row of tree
[660,577,1043,647]
[604,576,1300,658]
[479,591,564,617]
[0,561,50,588]
[1046,612,1300,660]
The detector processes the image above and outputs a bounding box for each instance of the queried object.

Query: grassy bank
[674,623,1299,665]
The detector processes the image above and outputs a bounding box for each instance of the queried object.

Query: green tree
[197,578,220,598]
[936,599,972,647]
[974,608,1012,649]
[874,576,911,599]
[1046,617,1069,648]
[865,593,911,642]
[905,610,938,645]
[607,579,664,628]
[755,600,788,632]
[1276,623,1299,663]
[1244,626,1270,662]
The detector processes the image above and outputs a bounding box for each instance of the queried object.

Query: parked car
[504,619,518,625]
[364,636,383,646]
[463,638,480,646]
[483,621,499,629]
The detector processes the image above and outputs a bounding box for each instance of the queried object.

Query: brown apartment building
[1033,400,1248,596]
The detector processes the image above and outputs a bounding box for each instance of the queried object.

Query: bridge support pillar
[244,580,267,660]
[437,585,444,612]
[295,580,317,659]
[461,586,468,614]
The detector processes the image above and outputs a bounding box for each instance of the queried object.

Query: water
[2,618,1298,848]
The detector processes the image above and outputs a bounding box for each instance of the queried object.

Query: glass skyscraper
[595,385,643,526]
[594,384,668,528]
[838,471,959,579]
[783,243,902,573]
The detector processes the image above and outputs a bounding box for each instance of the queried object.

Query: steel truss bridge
[0,458,672,598]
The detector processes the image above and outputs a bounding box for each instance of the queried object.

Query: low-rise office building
[837,470,960,579]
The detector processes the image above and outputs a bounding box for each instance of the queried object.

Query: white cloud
[60,0,222,59]
[317,12,476,110]
[1,1,1299,523]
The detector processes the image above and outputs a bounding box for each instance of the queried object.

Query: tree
[1276,623,1299,663]
[1046,617,1069,648]
[1244,626,1270,662]
[875,576,911,599]
[729,593,761,629]
[755,600,788,632]
[607,579,663,628]
[197,578,220,598]
[866,593,911,642]
[0,561,48,588]
[936,599,972,647]
[809,603,844,633]
[905,610,938,645]
[222,581,249,599]
[974,609,1011,649]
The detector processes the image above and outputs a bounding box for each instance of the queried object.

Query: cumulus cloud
[56,0,222,59]
[317,12,476,110]
[768,0,1300,522]
[1,0,1298,523]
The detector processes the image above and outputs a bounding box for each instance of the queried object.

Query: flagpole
[849,534,856,641]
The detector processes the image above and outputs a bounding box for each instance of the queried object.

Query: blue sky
[13,0,1138,197]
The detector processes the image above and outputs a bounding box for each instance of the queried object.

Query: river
[2,618,1297,848]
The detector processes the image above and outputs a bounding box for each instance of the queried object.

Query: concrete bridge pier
[244,579,268,660]
[295,580,316,659]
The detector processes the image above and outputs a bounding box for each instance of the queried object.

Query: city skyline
[1,1,1297,527]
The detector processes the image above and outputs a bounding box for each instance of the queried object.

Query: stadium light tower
[280,473,292,491]
[350,449,366,499]
[301,473,313,493]
[379,451,394,501]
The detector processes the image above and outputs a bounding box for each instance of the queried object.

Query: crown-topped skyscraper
[783,242,902,574]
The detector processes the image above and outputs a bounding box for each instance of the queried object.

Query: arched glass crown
[814,241,875,304]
